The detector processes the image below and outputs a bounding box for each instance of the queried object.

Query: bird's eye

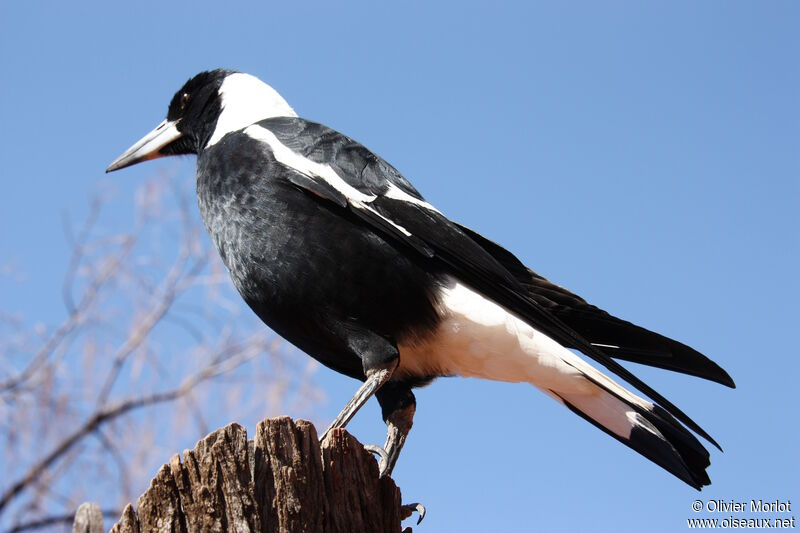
[180,92,190,110]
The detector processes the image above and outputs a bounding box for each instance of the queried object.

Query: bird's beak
[106,119,183,173]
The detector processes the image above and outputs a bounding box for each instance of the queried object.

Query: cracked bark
[90,417,407,533]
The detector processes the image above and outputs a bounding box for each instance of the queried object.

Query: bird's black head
[106,69,231,172]
[107,68,295,173]
[159,69,233,156]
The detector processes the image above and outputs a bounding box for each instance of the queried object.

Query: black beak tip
[105,163,122,174]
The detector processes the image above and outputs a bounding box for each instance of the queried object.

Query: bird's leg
[362,405,414,476]
[378,402,415,477]
[375,385,425,524]
[321,359,396,440]
[374,383,416,477]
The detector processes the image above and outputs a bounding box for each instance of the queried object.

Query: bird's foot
[363,444,390,477]
[401,502,426,525]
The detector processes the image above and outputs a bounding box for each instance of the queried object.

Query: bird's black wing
[257,117,722,448]
[258,117,427,200]
[455,225,735,388]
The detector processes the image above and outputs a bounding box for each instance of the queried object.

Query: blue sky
[1,1,798,531]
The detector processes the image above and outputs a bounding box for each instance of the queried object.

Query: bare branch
[93,430,132,505]
[0,342,260,513]
[94,243,189,406]
[0,175,321,530]
[61,197,103,315]
[0,235,135,395]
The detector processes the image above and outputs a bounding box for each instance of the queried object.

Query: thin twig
[94,429,132,504]
[0,237,135,394]
[0,345,259,514]
[61,198,103,315]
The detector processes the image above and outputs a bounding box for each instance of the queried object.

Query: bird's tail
[423,280,714,488]
[545,375,711,489]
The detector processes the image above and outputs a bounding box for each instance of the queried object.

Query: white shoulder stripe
[384,183,442,214]
[244,125,376,203]
[243,125,413,237]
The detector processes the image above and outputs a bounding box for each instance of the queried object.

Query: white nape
[206,73,297,148]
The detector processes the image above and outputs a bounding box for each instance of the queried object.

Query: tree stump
[101,417,408,533]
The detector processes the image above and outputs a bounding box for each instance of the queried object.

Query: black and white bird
[107,69,734,490]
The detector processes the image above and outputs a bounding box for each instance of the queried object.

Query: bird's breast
[195,141,445,370]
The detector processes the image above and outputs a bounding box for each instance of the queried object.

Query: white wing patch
[243,125,414,237]
[207,74,298,148]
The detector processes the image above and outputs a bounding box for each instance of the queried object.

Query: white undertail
[397,279,656,440]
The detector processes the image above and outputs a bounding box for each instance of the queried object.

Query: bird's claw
[363,444,390,476]
[401,502,426,525]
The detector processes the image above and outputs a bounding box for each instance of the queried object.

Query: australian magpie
[107,69,734,490]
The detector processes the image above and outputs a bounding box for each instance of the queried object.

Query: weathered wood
[96,417,408,533]
[321,428,402,533]
[254,418,326,532]
[72,502,104,533]
[108,504,138,533]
